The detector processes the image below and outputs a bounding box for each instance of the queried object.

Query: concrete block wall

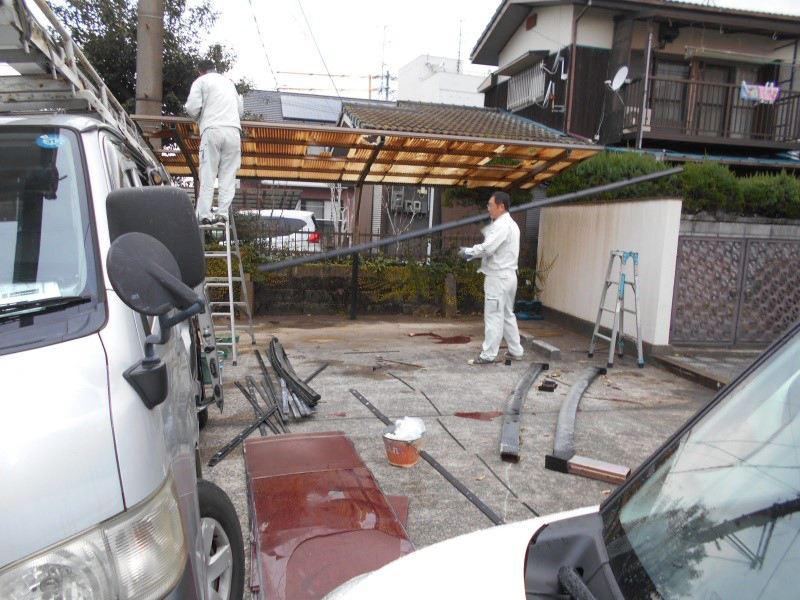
[680,214,800,240]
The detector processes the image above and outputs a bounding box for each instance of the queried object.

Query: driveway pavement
[199,314,719,597]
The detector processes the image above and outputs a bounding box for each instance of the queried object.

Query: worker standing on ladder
[459,191,525,365]
[185,59,243,225]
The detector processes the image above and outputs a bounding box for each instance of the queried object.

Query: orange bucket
[382,427,423,468]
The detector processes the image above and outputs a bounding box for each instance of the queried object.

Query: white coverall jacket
[184,72,244,220]
[467,212,524,360]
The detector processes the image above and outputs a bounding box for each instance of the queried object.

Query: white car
[239,208,322,253]
[328,318,800,599]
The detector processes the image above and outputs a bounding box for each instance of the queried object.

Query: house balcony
[620,76,800,150]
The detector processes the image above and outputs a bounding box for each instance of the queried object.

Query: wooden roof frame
[133,115,599,191]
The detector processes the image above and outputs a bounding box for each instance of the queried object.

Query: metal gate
[670,237,800,345]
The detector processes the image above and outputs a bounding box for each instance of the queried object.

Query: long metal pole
[259,167,683,273]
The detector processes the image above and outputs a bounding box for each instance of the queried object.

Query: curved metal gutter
[545,366,606,472]
[500,362,548,462]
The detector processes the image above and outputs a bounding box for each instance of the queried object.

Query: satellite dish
[609,66,629,91]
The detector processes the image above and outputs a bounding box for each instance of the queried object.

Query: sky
[207,0,800,99]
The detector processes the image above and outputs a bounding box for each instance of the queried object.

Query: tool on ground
[500,362,548,462]
[538,379,558,392]
[202,213,255,366]
[588,250,644,368]
[350,388,505,526]
[545,366,630,484]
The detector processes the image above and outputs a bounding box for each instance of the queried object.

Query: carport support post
[350,253,359,320]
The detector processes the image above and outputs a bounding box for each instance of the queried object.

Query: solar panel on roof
[281,95,342,122]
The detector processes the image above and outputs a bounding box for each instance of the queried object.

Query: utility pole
[135,0,164,121]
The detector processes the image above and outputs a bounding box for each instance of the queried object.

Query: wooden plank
[567,455,630,485]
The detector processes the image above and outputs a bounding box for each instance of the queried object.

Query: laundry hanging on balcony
[740,81,780,104]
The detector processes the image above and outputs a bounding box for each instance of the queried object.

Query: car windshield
[602,325,800,598]
[0,128,94,318]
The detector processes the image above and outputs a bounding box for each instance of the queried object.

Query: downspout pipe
[566,0,592,134]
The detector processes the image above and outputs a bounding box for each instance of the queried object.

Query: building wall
[499,5,574,67]
[397,55,486,106]
[537,199,683,346]
[575,9,615,48]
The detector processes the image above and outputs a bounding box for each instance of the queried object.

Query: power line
[295,0,341,99]
[247,0,279,90]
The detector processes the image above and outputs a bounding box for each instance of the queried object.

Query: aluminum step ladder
[201,213,255,366]
[588,250,644,368]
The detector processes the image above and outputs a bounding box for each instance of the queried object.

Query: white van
[0,114,245,600]
[239,208,321,253]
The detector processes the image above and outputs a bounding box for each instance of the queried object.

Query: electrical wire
[246,0,280,90]
[295,0,341,99]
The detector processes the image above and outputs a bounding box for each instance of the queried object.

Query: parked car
[238,208,321,253]
[327,317,800,598]
[0,113,245,600]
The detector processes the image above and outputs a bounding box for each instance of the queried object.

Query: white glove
[458,247,474,261]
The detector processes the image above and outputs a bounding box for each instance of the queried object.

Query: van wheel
[197,479,245,600]
[198,407,209,430]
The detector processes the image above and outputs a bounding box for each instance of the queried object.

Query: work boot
[504,351,523,361]
[468,356,496,365]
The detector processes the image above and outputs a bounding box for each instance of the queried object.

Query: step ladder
[201,214,255,366]
[588,250,644,369]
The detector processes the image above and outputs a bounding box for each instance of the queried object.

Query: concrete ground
[199,314,719,598]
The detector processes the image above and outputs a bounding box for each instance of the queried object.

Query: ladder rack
[0,0,156,163]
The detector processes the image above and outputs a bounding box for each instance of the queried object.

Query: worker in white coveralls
[184,59,243,225]
[459,191,524,365]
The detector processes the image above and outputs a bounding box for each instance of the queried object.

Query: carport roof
[134,110,598,190]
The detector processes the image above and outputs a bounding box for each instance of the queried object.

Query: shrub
[740,171,800,219]
[679,162,742,214]
[546,152,681,202]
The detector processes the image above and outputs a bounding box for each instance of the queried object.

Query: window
[508,61,548,111]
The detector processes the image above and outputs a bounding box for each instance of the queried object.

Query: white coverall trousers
[196,126,241,221]
[480,272,524,361]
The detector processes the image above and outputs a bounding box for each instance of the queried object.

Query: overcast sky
[209,0,800,98]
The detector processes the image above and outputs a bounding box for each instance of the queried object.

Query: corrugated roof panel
[134,115,599,188]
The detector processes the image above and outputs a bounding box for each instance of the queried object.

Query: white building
[396,55,487,107]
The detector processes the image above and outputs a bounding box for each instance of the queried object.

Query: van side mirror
[107,186,205,288]
[107,232,205,409]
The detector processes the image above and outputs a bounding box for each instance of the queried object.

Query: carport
[133,105,599,233]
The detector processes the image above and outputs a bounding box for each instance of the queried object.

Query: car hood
[0,334,123,568]
[325,505,599,599]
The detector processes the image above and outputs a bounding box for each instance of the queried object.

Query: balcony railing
[621,76,800,144]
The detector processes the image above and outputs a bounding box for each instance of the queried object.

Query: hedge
[544,152,799,219]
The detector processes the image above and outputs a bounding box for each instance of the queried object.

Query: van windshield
[602,326,800,598]
[0,128,98,325]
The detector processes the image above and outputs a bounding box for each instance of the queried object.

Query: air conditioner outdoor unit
[624,106,651,129]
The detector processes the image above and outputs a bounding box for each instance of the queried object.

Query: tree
[54,0,248,115]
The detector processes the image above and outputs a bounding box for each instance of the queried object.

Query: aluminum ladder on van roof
[202,214,255,366]
[0,0,157,165]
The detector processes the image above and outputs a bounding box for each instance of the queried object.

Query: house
[472,0,800,168]
[471,0,800,349]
